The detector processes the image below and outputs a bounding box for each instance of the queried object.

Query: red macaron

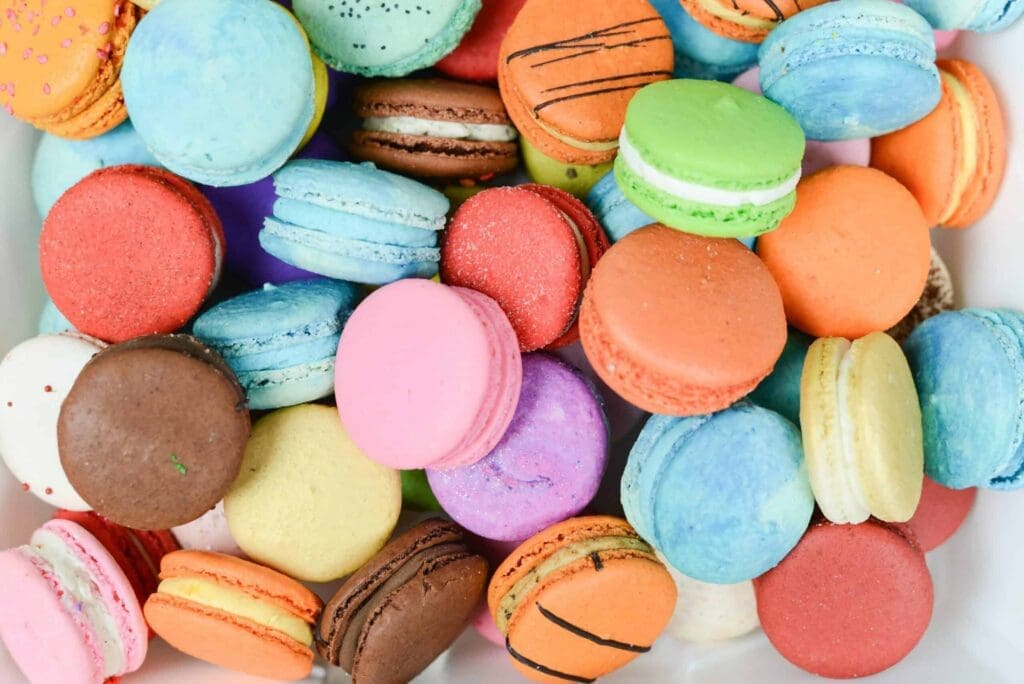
[441,184,609,352]
[899,476,977,553]
[755,520,933,678]
[436,0,528,82]
[40,165,224,343]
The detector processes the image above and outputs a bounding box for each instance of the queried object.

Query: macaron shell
[659,559,759,643]
[436,0,529,81]
[679,0,828,42]
[521,136,614,198]
[171,501,246,557]
[901,476,976,552]
[350,131,518,180]
[887,246,955,343]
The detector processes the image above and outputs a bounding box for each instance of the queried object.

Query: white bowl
[2,26,1023,684]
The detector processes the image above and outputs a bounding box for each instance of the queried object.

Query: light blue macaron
[31,122,160,219]
[904,309,1024,490]
[37,299,76,335]
[749,329,814,426]
[649,0,759,82]
[622,404,815,584]
[193,278,361,410]
[759,0,941,141]
[293,0,481,77]
[905,0,1024,31]
[261,160,448,285]
[122,0,315,186]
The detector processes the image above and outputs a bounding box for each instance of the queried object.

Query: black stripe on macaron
[537,604,652,653]
[505,637,595,683]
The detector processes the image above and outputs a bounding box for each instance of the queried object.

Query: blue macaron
[759,0,942,141]
[904,0,1024,31]
[749,329,814,426]
[649,0,759,82]
[192,278,362,410]
[37,299,76,335]
[622,404,815,584]
[904,309,1024,490]
[31,122,160,219]
[260,160,448,285]
[122,0,316,186]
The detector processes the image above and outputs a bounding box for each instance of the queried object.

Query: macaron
[427,353,608,542]
[800,333,925,524]
[0,519,148,684]
[31,121,160,219]
[498,0,674,165]
[436,0,529,81]
[58,335,251,530]
[488,516,677,683]
[623,405,815,583]
[442,185,610,351]
[171,501,246,557]
[756,166,932,339]
[520,136,613,198]
[759,0,942,140]
[0,0,140,138]
[615,79,805,238]
[401,470,443,512]
[732,66,872,176]
[37,298,76,335]
[293,0,482,77]
[904,0,1024,31]
[650,0,759,81]
[748,328,813,426]
[316,519,488,682]
[224,404,401,582]
[0,332,105,510]
[657,552,759,643]
[260,159,448,285]
[886,247,956,343]
[679,0,828,43]
[903,309,1024,490]
[902,477,977,553]
[144,550,323,680]
[336,279,522,470]
[193,279,362,410]
[351,77,518,181]
[40,165,224,343]
[872,59,1007,229]
[580,226,787,416]
[755,520,933,678]
[122,0,320,186]
[584,171,655,244]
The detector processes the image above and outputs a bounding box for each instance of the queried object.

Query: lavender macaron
[427,353,608,541]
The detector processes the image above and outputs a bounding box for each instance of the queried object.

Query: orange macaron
[679,0,828,43]
[580,225,787,416]
[757,166,931,339]
[488,516,676,684]
[0,0,139,138]
[872,59,1007,229]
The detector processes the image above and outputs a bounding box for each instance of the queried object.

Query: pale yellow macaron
[521,137,613,198]
[132,0,158,9]
[800,332,924,524]
[224,404,402,582]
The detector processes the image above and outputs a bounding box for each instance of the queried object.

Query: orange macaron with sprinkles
[0,0,139,138]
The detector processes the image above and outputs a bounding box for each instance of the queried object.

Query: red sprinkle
[20,483,29,492]
[44,487,53,495]
[44,385,53,393]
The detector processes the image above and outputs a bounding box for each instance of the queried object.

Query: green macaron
[615,79,805,239]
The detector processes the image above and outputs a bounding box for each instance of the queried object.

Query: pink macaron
[335,279,522,470]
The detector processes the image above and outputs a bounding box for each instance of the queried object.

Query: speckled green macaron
[293,0,482,77]
[615,79,805,238]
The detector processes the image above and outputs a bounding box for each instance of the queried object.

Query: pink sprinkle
[0,43,6,56]
[0,84,6,92]
[37,54,47,64]
[8,84,14,96]
[4,105,13,116]
[21,48,31,59]
[12,22,20,32]
[32,24,39,35]
[51,15,60,25]
[78,23,87,35]
[5,10,14,20]
[42,83,50,94]
[26,11,35,22]
[114,3,121,17]
[61,38,71,47]
[98,21,109,35]
[96,47,109,60]
[65,7,75,17]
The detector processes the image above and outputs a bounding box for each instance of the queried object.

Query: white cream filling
[208,225,224,298]
[27,528,125,677]
[363,116,517,143]
[560,210,591,333]
[833,346,871,524]
[617,129,801,208]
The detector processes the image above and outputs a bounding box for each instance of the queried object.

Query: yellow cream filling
[536,119,620,152]
[278,4,329,150]
[496,536,652,634]
[159,577,313,646]
[696,0,776,30]
[940,70,980,224]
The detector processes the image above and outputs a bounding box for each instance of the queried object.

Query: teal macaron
[192,278,362,410]
[749,329,814,426]
[904,0,1024,31]
[260,160,449,285]
[293,0,481,77]
[615,79,805,239]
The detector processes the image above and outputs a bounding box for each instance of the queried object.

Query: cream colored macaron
[657,552,759,643]
[800,332,924,524]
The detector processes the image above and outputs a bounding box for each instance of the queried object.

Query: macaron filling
[557,210,593,335]
[940,69,981,224]
[156,577,313,646]
[617,129,801,208]
[363,116,518,143]
[691,0,776,31]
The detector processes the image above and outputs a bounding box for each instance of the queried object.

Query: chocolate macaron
[316,518,488,682]
[58,335,250,530]
[351,78,519,181]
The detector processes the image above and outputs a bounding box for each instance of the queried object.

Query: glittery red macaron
[441,184,609,352]
[40,165,224,343]
[435,0,528,82]
[899,476,976,553]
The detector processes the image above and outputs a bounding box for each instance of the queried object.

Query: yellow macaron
[521,136,613,198]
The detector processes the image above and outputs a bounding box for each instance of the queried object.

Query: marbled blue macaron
[650,0,759,82]
[904,0,1024,31]
[749,329,814,426]
[31,122,160,219]
[622,404,815,584]
[261,160,448,285]
[193,278,362,410]
[759,0,941,141]
[293,0,481,77]
[122,0,317,186]
[904,309,1024,490]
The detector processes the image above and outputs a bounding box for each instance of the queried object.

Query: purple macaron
[427,353,608,542]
